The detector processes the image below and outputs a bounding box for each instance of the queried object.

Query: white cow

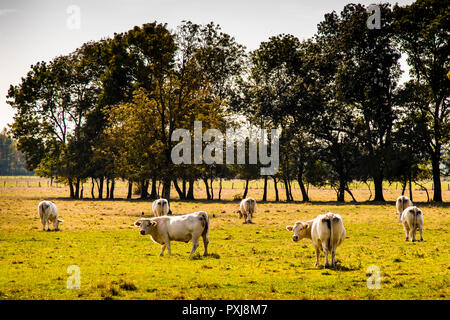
[286,212,346,268]
[401,206,424,242]
[38,200,63,231]
[396,195,413,222]
[152,198,170,217]
[134,211,209,256]
[235,197,256,224]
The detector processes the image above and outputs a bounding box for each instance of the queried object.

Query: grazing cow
[401,206,424,242]
[134,211,209,256]
[286,213,346,268]
[38,200,63,231]
[152,198,171,216]
[234,197,256,224]
[396,195,413,222]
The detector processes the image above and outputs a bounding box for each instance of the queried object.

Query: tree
[393,0,450,202]
[316,3,401,202]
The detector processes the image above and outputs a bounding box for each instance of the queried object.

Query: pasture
[0,178,449,300]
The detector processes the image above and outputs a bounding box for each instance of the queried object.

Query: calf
[286,213,346,268]
[396,195,413,222]
[401,206,424,242]
[152,198,171,217]
[38,200,63,231]
[134,211,209,256]
[234,197,256,224]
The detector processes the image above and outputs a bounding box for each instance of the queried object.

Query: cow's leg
[243,213,247,224]
[202,234,209,256]
[190,237,200,256]
[248,213,253,224]
[159,244,166,256]
[419,227,423,242]
[410,228,416,242]
[41,217,46,231]
[322,243,329,268]
[331,248,337,267]
[314,248,320,267]
[404,226,409,241]
[166,241,172,255]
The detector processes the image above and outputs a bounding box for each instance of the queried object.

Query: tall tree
[393,0,450,202]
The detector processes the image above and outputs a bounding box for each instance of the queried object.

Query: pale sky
[0,0,414,131]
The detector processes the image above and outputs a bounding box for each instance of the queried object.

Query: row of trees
[7,0,449,202]
[0,128,31,175]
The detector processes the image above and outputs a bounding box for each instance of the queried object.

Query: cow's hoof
[243,222,247,224]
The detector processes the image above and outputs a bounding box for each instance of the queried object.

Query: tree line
[6,0,449,202]
[0,128,32,176]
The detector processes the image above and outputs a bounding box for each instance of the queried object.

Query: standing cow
[401,206,424,242]
[38,200,63,231]
[134,211,209,256]
[396,195,413,222]
[234,197,256,224]
[286,212,346,268]
[152,198,171,216]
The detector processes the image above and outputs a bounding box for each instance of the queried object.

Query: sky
[0,0,415,131]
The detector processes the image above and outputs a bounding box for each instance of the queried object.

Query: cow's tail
[38,202,49,217]
[413,207,418,232]
[322,216,332,251]
[200,212,209,237]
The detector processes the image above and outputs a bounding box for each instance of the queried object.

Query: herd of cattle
[37,195,424,268]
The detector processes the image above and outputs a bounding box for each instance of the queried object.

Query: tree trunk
[408,172,413,202]
[182,179,187,199]
[161,179,171,200]
[262,176,268,201]
[98,177,104,199]
[401,178,407,195]
[218,178,223,200]
[337,179,345,202]
[373,174,385,202]
[297,175,309,202]
[109,179,115,200]
[150,178,157,199]
[140,180,149,199]
[106,179,110,199]
[283,177,291,202]
[186,179,195,200]
[431,154,442,202]
[242,179,249,199]
[80,183,83,199]
[68,178,75,199]
[127,181,133,200]
[210,177,214,200]
[76,178,81,199]
[203,178,211,200]
[91,178,95,199]
[173,180,185,200]
[273,176,279,202]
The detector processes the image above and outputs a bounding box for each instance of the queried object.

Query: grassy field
[0,179,449,300]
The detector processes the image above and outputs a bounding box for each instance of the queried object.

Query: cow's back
[38,201,57,220]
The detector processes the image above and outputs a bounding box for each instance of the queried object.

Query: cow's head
[134,218,157,235]
[286,221,308,242]
[234,209,243,219]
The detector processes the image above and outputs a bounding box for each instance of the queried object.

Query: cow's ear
[150,221,158,227]
[286,226,293,232]
[134,219,142,227]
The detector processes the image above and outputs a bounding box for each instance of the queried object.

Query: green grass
[0,196,448,300]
